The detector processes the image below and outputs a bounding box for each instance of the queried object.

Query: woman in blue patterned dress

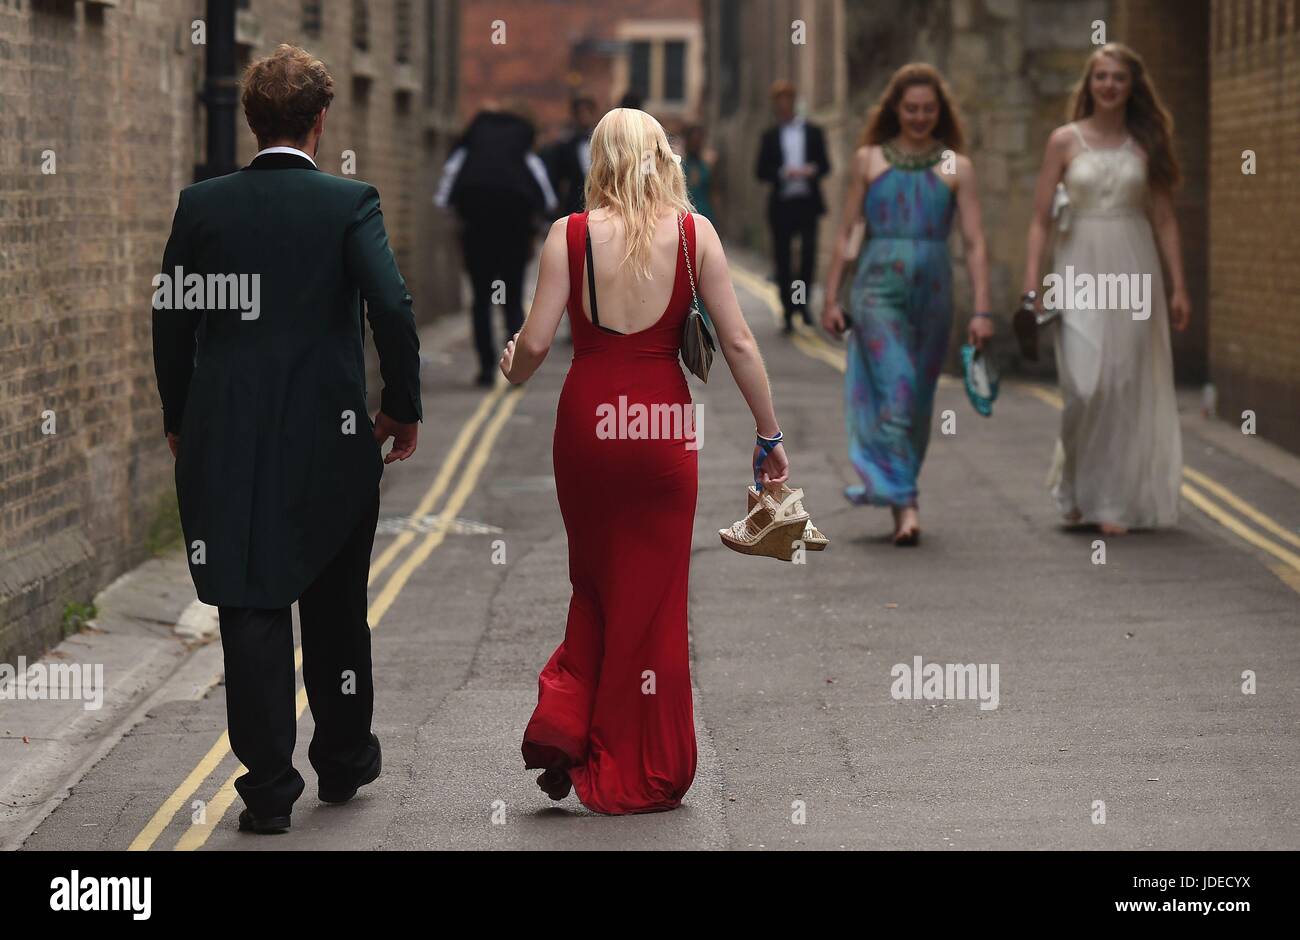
[822,63,993,545]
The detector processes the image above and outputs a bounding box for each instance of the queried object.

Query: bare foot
[893,506,921,546]
[1098,522,1128,536]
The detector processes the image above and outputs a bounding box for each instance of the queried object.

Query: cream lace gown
[1047,123,1181,528]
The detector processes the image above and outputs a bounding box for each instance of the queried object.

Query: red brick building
[457,0,704,141]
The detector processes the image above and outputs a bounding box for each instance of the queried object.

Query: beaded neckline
[882,140,946,170]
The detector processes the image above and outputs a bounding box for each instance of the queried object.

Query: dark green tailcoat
[152,152,423,608]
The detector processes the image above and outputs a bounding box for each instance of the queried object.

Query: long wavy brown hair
[859,63,966,152]
[1068,42,1180,191]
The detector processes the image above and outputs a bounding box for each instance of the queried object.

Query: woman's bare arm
[821,146,871,334]
[1148,186,1190,331]
[1023,127,1072,297]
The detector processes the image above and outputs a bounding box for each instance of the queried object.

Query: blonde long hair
[1068,43,1180,191]
[584,108,694,280]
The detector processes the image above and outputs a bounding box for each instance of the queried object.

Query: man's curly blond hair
[241,44,335,145]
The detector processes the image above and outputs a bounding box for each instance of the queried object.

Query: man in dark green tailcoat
[152,45,422,833]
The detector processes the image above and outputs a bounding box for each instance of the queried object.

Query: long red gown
[521,211,699,814]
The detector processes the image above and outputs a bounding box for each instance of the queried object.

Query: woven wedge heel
[747,484,828,551]
[721,487,811,561]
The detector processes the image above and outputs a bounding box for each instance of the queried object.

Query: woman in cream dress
[1022,43,1190,534]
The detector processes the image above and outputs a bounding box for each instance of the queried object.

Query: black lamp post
[197,0,238,181]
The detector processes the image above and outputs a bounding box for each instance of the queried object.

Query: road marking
[729,265,848,370]
[1182,465,1300,552]
[127,731,232,851]
[730,261,1300,590]
[370,383,508,583]
[172,385,527,850]
[1180,482,1300,574]
[129,383,520,851]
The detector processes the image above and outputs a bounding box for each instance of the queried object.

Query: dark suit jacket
[541,132,588,217]
[152,151,423,609]
[755,121,831,219]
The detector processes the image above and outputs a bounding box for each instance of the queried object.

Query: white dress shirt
[778,118,811,199]
[254,145,317,167]
[433,147,558,214]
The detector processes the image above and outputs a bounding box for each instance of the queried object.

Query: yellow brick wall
[1209,0,1300,453]
[0,1,461,663]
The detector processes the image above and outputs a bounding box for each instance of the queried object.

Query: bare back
[581,209,686,335]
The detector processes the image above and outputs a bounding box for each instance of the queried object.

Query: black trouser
[769,195,820,320]
[217,490,381,818]
[462,217,532,378]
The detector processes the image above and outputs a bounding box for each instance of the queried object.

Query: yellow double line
[730,263,1300,593]
[1005,384,1300,587]
[129,381,525,851]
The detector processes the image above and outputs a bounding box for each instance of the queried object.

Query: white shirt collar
[254,146,317,167]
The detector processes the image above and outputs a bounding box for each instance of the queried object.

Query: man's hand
[373,412,418,464]
[166,433,180,460]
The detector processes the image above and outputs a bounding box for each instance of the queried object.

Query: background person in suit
[756,80,831,333]
[435,102,558,386]
[151,44,423,834]
[542,96,597,218]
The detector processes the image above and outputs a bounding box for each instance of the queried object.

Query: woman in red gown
[500,108,790,814]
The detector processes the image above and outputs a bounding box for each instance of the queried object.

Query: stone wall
[702,0,1212,377]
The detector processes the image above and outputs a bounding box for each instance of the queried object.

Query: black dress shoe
[474,372,495,387]
[319,736,382,804]
[238,808,291,834]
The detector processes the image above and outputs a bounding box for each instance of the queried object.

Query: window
[302,1,322,37]
[395,0,412,64]
[352,0,369,53]
[629,41,652,101]
[662,40,685,102]
[618,25,698,112]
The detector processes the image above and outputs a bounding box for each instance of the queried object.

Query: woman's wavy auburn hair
[860,63,966,152]
[1069,42,1180,191]
[241,44,335,144]
[584,108,694,280]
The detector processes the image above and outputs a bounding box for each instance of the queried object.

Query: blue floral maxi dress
[844,165,955,508]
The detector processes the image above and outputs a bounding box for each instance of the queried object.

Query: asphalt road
[18,262,1300,851]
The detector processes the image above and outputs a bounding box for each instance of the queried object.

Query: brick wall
[0,0,461,665]
[457,0,703,141]
[1208,0,1300,454]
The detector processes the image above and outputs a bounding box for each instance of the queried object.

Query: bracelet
[973,312,993,319]
[756,430,783,446]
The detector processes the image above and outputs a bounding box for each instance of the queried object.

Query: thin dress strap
[565,212,586,317]
[1069,122,1091,151]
